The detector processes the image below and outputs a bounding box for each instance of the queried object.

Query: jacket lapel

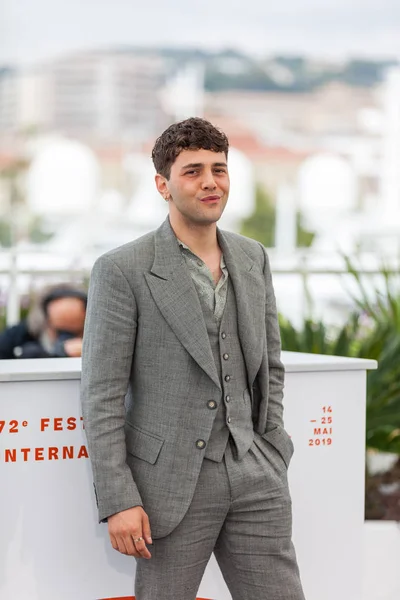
[218,230,265,388]
[144,219,221,391]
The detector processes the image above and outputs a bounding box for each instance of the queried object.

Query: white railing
[1,248,399,327]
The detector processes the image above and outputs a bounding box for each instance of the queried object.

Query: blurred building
[206,82,383,214]
[0,51,168,142]
[2,48,400,255]
[204,114,310,195]
[205,83,379,141]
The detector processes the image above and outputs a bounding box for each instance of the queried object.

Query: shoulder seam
[102,254,137,304]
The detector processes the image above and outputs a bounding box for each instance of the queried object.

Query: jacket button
[207,400,217,410]
[196,439,206,449]
[223,353,229,360]
[224,375,231,382]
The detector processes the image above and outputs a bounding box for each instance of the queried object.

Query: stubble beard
[168,190,229,227]
[189,198,228,226]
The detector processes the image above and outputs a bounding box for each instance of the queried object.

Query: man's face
[45,297,86,341]
[156,149,230,226]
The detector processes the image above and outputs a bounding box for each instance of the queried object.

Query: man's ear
[155,174,169,199]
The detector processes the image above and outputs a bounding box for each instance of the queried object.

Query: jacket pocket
[261,426,294,469]
[125,421,165,465]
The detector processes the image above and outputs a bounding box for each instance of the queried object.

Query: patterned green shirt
[178,240,229,322]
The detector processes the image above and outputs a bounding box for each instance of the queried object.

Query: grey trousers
[135,434,305,600]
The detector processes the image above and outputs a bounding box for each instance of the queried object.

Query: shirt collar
[177,238,227,270]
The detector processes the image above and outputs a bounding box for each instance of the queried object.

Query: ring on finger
[133,536,143,543]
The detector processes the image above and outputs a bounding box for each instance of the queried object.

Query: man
[81,117,305,600]
[0,284,87,359]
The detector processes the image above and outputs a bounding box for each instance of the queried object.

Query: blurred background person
[0,284,87,359]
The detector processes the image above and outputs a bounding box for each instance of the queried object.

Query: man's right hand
[107,506,152,559]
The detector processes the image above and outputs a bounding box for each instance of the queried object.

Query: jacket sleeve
[261,244,285,430]
[0,325,21,359]
[81,254,143,522]
[0,322,40,359]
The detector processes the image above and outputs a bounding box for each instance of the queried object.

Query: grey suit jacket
[81,217,293,538]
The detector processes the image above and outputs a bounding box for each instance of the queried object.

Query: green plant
[279,313,360,356]
[296,212,315,248]
[345,257,400,454]
[280,258,400,455]
[239,184,315,248]
[240,185,276,247]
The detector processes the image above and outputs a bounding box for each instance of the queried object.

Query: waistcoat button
[224,375,231,382]
[223,353,229,360]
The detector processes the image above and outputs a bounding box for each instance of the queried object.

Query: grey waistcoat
[199,278,255,462]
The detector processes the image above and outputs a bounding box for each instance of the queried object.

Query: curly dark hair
[151,117,229,179]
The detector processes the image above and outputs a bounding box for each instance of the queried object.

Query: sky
[1,0,400,66]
